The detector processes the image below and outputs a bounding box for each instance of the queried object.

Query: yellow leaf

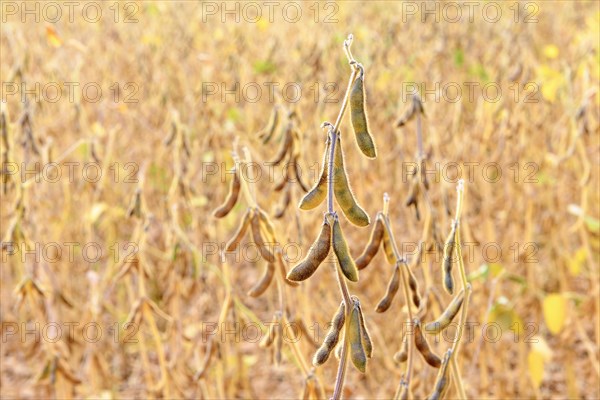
[528,349,545,389]
[536,65,565,103]
[543,293,567,334]
[87,203,108,224]
[567,247,586,276]
[46,26,62,48]
[257,16,269,32]
[543,44,559,59]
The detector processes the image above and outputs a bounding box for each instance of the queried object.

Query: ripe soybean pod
[313,302,345,366]
[424,289,465,334]
[427,350,452,400]
[225,208,252,252]
[298,137,330,210]
[332,134,370,227]
[247,262,275,298]
[355,216,384,270]
[349,63,377,158]
[331,214,359,282]
[376,264,400,313]
[250,213,275,263]
[287,217,332,281]
[213,168,241,218]
[414,318,441,368]
[442,222,457,295]
[348,298,367,373]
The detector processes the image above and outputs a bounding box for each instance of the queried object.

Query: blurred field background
[1,1,599,399]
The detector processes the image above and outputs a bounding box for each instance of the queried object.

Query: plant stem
[383,202,417,398]
[329,33,363,400]
[448,180,471,400]
[330,129,352,400]
[327,129,337,214]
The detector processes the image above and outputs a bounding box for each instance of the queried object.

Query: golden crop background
[1,1,599,399]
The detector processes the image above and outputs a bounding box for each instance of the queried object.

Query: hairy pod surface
[424,289,465,334]
[427,350,452,400]
[298,139,330,210]
[247,262,275,297]
[332,215,359,282]
[356,300,373,358]
[313,302,345,366]
[287,218,331,281]
[348,299,367,373]
[414,319,441,368]
[442,224,457,295]
[376,265,400,313]
[212,169,240,218]
[250,214,275,263]
[333,135,370,227]
[225,208,252,252]
[355,216,384,270]
[349,74,377,158]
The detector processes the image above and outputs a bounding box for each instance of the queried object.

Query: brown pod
[274,186,291,219]
[414,319,441,368]
[355,216,384,270]
[271,125,293,166]
[213,169,240,218]
[349,72,377,158]
[442,224,457,295]
[381,217,397,265]
[273,167,289,192]
[424,289,465,334]
[406,264,421,308]
[313,302,345,366]
[257,208,275,239]
[376,265,400,313]
[225,208,252,252]
[348,299,367,373]
[287,218,331,281]
[247,262,275,297]
[427,350,452,400]
[356,300,373,358]
[393,332,409,364]
[332,135,370,227]
[250,214,275,263]
[259,106,279,144]
[405,176,420,221]
[299,139,329,210]
[292,156,309,192]
[332,215,359,282]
